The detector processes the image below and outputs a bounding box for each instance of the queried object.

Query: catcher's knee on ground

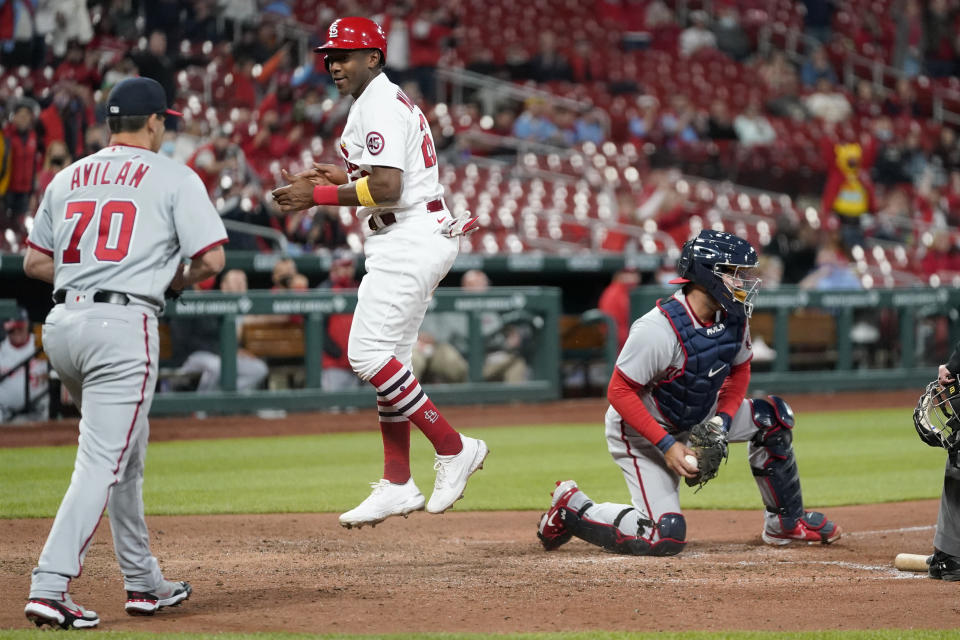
[560,506,686,556]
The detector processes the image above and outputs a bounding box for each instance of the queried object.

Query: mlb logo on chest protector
[366,132,384,155]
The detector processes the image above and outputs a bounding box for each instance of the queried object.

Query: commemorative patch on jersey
[366,132,384,155]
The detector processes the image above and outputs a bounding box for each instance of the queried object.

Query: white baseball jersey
[338,73,443,223]
[608,288,752,427]
[27,144,227,305]
[0,337,47,420]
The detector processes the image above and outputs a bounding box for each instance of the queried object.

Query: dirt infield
[2,390,954,634]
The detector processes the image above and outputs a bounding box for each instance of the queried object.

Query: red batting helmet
[315,17,387,67]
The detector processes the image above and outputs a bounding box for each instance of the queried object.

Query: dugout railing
[631,285,960,393]
[150,287,561,416]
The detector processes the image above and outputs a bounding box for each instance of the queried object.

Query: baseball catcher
[537,230,841,556]
[913,356,960,580]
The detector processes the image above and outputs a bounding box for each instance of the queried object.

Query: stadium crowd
[0,0,959,286]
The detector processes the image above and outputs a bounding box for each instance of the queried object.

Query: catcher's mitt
[685,415,729,491]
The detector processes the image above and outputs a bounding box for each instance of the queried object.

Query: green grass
[1,631,959,640]
[0,407,947,519]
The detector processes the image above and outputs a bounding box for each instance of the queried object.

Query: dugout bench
[151,287,562,416]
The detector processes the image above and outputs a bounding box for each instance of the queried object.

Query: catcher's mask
[914,380,960,449]
[670,229,761,319]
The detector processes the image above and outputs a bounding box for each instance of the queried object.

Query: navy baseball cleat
[25,596,99,629]
[125,580,192,615]
[928,549,960,581]
[537,480,580,551]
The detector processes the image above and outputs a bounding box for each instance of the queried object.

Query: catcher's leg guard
[748,396,804,531]
[559,506,686,556]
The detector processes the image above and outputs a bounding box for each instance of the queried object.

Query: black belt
[53,289,131,305]
[367,198,445,232]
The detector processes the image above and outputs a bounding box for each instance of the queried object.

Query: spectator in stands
[799,244,862,290]
[3,100,40,233]
[35,140,70,202]
[764,215,820,284]
[872,186,911,242]
[923,0,955,77]
[852,80,883,119]
[872,116,912,186]
[920,232,960,278]
[733,98,776,148]
[802,0,834,44]
[462,269,536,383]
[882,77,922,118]
[40,82,94,161]
[804,77,852,124]
[0,307,48,423]
[54,40,101,90]
[931,126,960,178]
[187,127,253,196]
[705,100,738,141]
[319,250,363,391]
[894,0,925,77]
[128,31,178,114]
[598,267,640,352]
[530,31,572,83]
[181,0,221,44]
[512,98,560,145]
[800,46,838,88]
[712,3,751,62]
[505,43,534,81]
[628,95,660,142]
[679,10,717,58]
[569,39,605,83]
[659,94,700,150]
[900,125,931,184]
[174,270,269,392]
[1,0,42,68]
[271,258,298,291]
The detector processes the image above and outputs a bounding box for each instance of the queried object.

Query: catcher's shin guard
[749,395,804,531]
[558,507,686,556]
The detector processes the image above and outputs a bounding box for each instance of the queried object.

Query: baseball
[684,454,698,470]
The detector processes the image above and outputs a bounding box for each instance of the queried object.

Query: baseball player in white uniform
[0,307,48,422]
[537,230,841,555]
[272,16,488,529]
[22,76,227,629]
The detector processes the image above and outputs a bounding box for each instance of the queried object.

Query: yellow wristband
[356,176,378,207]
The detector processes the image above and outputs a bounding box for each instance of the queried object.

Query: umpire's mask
[914,380,960,449]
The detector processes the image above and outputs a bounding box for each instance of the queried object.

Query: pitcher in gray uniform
[21,77,227,629]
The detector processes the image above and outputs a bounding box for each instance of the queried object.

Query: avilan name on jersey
[69,160,150,191]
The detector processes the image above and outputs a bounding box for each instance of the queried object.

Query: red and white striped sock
[370,357,463,456]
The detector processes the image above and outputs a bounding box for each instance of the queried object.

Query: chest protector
[651,297,745,430]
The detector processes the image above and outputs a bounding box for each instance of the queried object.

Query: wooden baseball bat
[894,553,930,572]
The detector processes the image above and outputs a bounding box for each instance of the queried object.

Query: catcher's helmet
[315,17,387,67]
[913,380,960,450]
[671,230,761,319]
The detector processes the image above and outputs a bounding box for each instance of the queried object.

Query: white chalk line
[844,524,936,538]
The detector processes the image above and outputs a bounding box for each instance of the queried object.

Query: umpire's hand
[940,364,955,386]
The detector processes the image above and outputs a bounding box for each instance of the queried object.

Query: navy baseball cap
[106,77,182,117]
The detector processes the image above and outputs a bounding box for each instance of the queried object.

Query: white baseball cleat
[339,478,426,529]
[426,434,489,514]
[125,580,192,615]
